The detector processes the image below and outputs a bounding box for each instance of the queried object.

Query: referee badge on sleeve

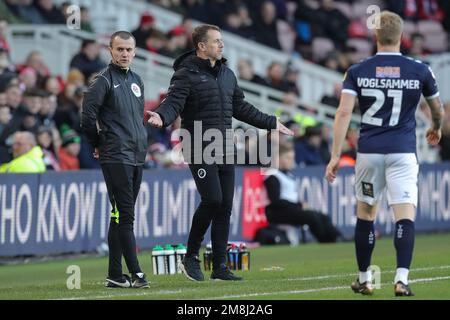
[131,83,141,97]
[362,182,374,198]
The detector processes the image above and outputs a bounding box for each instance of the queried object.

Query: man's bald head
[12,131,36,158]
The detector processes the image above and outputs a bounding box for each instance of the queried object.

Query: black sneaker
[395,281,414,296]
[211,265,243,281]
[179,256,204,281]
[351,279,374,295]
[105,274,131,288]
[131,273,149,288]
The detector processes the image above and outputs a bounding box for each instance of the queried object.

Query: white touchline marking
[208,276,450,300]
[55,265,450,300]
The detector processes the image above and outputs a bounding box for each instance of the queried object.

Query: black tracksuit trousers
[101,163,143,278]
[186,162,235,270]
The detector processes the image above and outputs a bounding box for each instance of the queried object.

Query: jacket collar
[109,61,131,74]
[173,50,227,72]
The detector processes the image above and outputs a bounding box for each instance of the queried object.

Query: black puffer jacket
[81,63,147,166]
[155,50,277,135]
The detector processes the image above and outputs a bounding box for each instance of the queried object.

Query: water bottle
[174,243,187,274]
[228,244,239,270]
[203,244,212,271]
[239,243,250,271]
[152,245,166,275]
[165,244,176,275]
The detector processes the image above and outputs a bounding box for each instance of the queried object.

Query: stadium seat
[424,33,448,52]
[312,37,335,62]
[351,2,371,20]
[417,20,445,34]
[417,20,448,52]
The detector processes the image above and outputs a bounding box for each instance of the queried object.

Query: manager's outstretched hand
[147,111,163,128]
[276,119,294,136]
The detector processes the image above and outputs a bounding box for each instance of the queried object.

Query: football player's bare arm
[426,96,444,146]
[325,93,356,183]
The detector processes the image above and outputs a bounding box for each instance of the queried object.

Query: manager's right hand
[147,111,163,128]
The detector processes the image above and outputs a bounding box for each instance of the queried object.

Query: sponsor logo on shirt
[376,66,401,78]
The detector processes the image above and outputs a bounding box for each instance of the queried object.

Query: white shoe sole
[105,278,131,288]
[179,260,203,282]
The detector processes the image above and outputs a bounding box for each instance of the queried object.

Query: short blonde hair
[376,11,403,46]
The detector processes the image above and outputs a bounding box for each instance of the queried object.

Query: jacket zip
[124,70,139,166]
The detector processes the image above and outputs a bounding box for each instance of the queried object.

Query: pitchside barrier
[1,164,450,256]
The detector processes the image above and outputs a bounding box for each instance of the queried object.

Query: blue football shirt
[342,52,439,154]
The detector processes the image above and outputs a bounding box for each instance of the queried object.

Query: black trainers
[131,273,149,288]
[179,256,204,281]
[211,265,243,281]
[105,274,131,288]
[351,279,374,295]
[395,281,414,296]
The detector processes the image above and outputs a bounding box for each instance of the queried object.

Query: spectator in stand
[0,89,6,105]
[235,3,256,39]
[19,67,38,91]
[13,0,46,24]
[438,0,450,32]
[0,46,16,87]
[20,51,50,81]
[58,124,80,170]
[321,83,342,108]
[159,26,190,58]
[132,12,157,49]
[407,33,432,59]
[35,0,66,24]
[54,83,82,132]
[36,125,60,170]
[182,0,209,24]
[39,92,57,128]
[41,75,63,96]
[336,45,358,73]
[320,52,340,72]
[236,59,268,86]
[439,102,450,161]
[0,104,12,137]
[69,39,106,80]
[79,6,94,33]
[1,88,44,145]
[284,64,301,97]
[1,1,24,23]
[66,68,86,87]
[387,0,443,21]
[266,62,291,92]
[152,0,185,15]
[145,29,167,54]
[0,131,46,172]
[222,11,242,35]
[4,83,22,114]
[254,1,282,50]
[294,125,327,166]
[0,20,11,55]
[311,0,350,48]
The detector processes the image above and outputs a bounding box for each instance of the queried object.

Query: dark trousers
[101,163,143,278]
[266,204,341,243]
[187,162,235,270]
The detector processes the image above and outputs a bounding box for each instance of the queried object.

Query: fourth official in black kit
[81,31,149,288]
[147,24,293,281]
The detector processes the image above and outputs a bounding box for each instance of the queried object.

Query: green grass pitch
[1,233,449,300]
